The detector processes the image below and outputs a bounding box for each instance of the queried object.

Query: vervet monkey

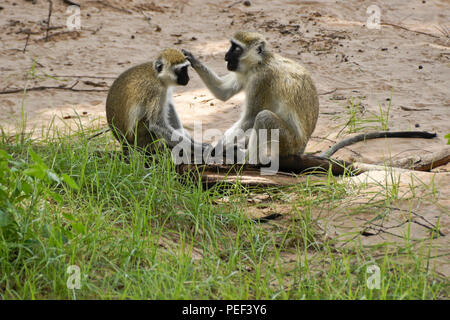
[183,32,436,162]
[106,48,209,155]
[183,31,319,162]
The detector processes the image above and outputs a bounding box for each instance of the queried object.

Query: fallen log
[391,147,450,171]
[176,153,360,188]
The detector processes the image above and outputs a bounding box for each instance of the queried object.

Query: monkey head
[155,48,190,86]
[226,31,267,73]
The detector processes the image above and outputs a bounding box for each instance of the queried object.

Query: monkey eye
[155,61,163,73]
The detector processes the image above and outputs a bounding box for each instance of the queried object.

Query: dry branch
[95,0,133,14]
[382,22,440,39]
[176,154,358,188]
[392,147,450,171]
[38,30,81,41]
[51,74,116,79]
[228,0,243,8]
[318,88,337,95]
[0,84,108,94]
[23,32,31,53]
[45,0,53,42]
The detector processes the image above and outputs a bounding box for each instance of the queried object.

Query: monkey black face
[225,41,243,71]
[175,65,189,86]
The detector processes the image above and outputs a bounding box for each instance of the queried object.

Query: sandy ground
[1,0,449,158]
[0,1,449,275]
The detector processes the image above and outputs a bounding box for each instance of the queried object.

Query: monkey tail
[319,131,437,158]
[87,128,111,140]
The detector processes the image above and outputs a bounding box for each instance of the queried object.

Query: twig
[69,80,79,89]
[23,32,31,53]
[434,24,450,45]
[318,87,362,96]
[369,205,445,236]
[96,0,133,14]
[45,0,53,42]
[0,83,108,94]
[400,106,430,111]
[82,80,108,87]
[253,213,283,224]
[16,28,41,35]
[319,88,337,95]
[38,30,81,41]
[382,22,440,39]
[50,74,116,79]
[228,0,243,8]
[88,128,111,140]
[141,10,152,26]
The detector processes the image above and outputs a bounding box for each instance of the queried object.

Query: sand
[1,0,449,157]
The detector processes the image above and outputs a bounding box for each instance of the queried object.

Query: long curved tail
[320,131,437,158]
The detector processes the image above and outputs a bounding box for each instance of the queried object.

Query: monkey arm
[147,124,187,148]
[214,117,255,152]
[182,49,242,101]
[147,124,208,151]
[194,66,242,101]
[166,103,199,144]
[179,128,212,151]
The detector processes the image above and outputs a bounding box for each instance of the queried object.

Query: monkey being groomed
[105,48,210,156]
[182,31,437,173]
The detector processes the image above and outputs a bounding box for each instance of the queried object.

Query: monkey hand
[182,49,201,68]
[202,142,213,150]
[190,142,213,154]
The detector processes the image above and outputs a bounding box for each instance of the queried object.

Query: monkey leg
[167,103,191,140]
[213,118,254,162]
[248,110,297,164]
[126,120,164,154]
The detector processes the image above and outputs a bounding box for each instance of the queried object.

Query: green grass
[0,123,448,300]
[338,95,392,135]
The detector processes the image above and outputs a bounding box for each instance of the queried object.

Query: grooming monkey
[183,31,319,162]
[106,48,209,155]
[183,32,436,162]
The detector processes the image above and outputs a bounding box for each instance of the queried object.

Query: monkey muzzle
[225,44,241,71]
[225,53,239,71]
[175,66,189,86]
[226,60,239,72]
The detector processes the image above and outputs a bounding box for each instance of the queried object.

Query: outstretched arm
[148,123,209,151]
[182,49,242,101]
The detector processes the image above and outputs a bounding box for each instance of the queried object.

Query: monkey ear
[155,60,163,73]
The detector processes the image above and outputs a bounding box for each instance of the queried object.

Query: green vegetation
[341,95,392,135]
[445,133,450,145]
[0,122,448,299]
